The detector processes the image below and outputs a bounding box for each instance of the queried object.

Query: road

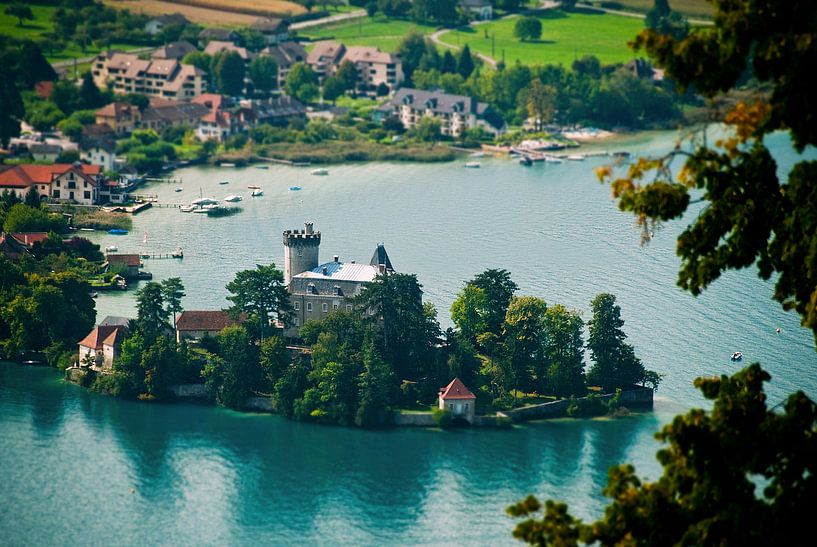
[290,9,367,30]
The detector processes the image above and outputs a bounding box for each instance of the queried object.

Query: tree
[541,304,585,397]
[25,101,64,132]
[214,51,246,96]
[502,296,547,397]
[259,335,290,388]
[284,63,319,103]
[226,263,291,341]
[645,0,671,29]
[23,187,40,209]
[457,45,475,79]
[412,116,441,142]
[396,32,429,83]
[79,71,105,109]
[5,2,33,27]
[182,51,212,74]
[135,282,167,337]
[451,284,489,345]
[470,268,518,337]
[0,76,24,147]
[335,60,358,93]
[3,204,67,233]
[514,16,542,42]
[248,56,278,94]
[322,75,346,103]
[509,364,817,545]
[441,50,457,74]
[355,341,395,427]
[525,80,557,131]
[203,325,261,409]
[160,277,185,332]
[18,41,57,89]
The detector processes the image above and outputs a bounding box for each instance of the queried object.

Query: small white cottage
[438,378,477,423]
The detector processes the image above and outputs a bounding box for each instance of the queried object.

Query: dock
[145,176,183,184]
[257,156,311,167]
[140,252,183,260]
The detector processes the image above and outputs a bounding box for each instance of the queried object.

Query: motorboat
[567,154,585,161]
[172,247,184,259]
[224,194,242,202]
[519,156,533,166]
[251,189,264,197]
[254,165,269,169]
[180,205,196,213]
[175,187,183,192]
[219,180,230,185]
[247,185,261,189]
[105,245,118,253]
[470,151,485,158]
[108,228,127,235]
[731,351,743,362]
[465,161,481,168]
[221,163,236,168]
[289,186,301,191]
[545,156,563,164]
[310,168,329,176]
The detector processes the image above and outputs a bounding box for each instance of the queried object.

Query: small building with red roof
[78,324,128,370]
[176,310,244,343]
[0,163,104,205]
[439,378,477,423]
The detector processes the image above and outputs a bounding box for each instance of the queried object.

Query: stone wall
[502,386,654,422]
[245,396,274,412]
[170,384,209,399]
[394,412,435,427]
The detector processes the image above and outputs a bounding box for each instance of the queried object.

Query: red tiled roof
[439,378,476,400]
[78,325,125,350]
[176,310,242,332]
[0,164,101,188]
[35,81,54,99]
[107,254,141,267]
[10,232,49,246]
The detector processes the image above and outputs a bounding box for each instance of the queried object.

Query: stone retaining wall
[394,412,435,426]
[170,384,209,399]
[245,396,274,412]
[502,386,654,422]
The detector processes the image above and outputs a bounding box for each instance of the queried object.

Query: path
[290,9,367,30]
[573,2,713,26]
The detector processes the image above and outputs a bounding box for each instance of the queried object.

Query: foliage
[3,204,68,234]
[451,284,489,346]
[502,296,548,396]
[226,263,292,340]
[432,406,453,428]
[514,16,542,42]
[510,364,817,544]
[410,116,441,142]
[457,45,475,79]
[214,51,246,97]
[202,325,262,409]
[160,277,185,330]
[135,282,168,337]
[5,3,33,27]
[284,63,319,103]
[541,304,585,397]
[248,55,278,94]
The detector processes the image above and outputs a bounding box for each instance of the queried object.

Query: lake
[1,129,815,545]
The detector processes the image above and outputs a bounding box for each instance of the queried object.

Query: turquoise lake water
[1,130,815,545]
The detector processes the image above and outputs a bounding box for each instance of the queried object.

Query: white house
[77,325,127,370]
[460,0,493,21]
[439,378,477,423]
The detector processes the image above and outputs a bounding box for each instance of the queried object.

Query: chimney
[322,266,328,275]
[305,221,314,235]
[333,255,339,262]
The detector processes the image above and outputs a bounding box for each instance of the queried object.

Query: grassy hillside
[590,0,714,19]
[438,9,644,67]
[300,17,438,52]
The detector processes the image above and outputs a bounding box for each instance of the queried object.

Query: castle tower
[283,221,321,284]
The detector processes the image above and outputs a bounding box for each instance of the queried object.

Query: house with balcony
[306,41,347,84]
[261,41,308,89]
[342,46,403,95]
[0,163,105,205]
[250,17,290,46]
[377,87,507,137]
[92,52,205,101]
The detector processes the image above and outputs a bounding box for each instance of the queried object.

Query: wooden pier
[140,252,183,260]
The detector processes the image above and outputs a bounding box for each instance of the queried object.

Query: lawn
[589,0,714,19]
[299,16,438,52]
[437,8,644,67]
[0,2,139,64]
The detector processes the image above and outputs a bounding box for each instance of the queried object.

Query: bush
[432,406,453,428]
[496,415,513,429]
[566,393,609,418]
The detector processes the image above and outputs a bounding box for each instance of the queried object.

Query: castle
[284,222,394,333]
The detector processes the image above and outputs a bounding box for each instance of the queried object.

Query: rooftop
[440,378,476,400]
[297,261,380,283]
[176,310,242,332]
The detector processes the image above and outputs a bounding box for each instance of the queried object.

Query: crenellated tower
[283,221,321,284]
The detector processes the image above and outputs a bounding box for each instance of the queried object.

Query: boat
[108,229,127,235]
[191,207,209,214]
[254,165,269,170]
[219,180,229,185]
[221,163,236,168]
[79,228,95,232]
[519,156,533,166]
[544,156,563,164]
[567,154,585,161]
[141,253,150,259]
[191,197,219,206]
[180,205,196,213]
[465,161,481,168]
[731,351,743,362]
[247,185,261,189]
[175,187,183,192]
[105,245,118,253]
[171,247,184,259]
[471,151,485,158]
[224,194,242,202]
[310,168,329,176]
[142,231,148,245]
[251,189,264,197]
[289,186,301,191]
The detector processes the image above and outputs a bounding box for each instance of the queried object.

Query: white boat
[191,197,218,206]
[142,232,148,244]
[731,351,743,362]
[545,156,563,164]
[221,163,236,168]
[465,161,481,168]
[175,187,183,192]
[180,205,196,213]
[310,168,329,176]
[251,189,264,197]
[567,154,585,161]
[470,152,485,158]
[191,208,209,214]
[105,245,118,253]
[224,194,242,202]
[80,228,95,232]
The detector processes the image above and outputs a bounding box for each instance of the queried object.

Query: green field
[438,9,644,67]
[0,2,137,64]
[589,0,714,19]
[299,16,437,52]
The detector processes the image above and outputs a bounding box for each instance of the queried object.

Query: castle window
[306,302,312,312]
[294,317,300,326]
[333,301,339,310]
[294,301,300,311]
[346,304,352,312]
[322,303,328,313]
[297,248,303,257]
